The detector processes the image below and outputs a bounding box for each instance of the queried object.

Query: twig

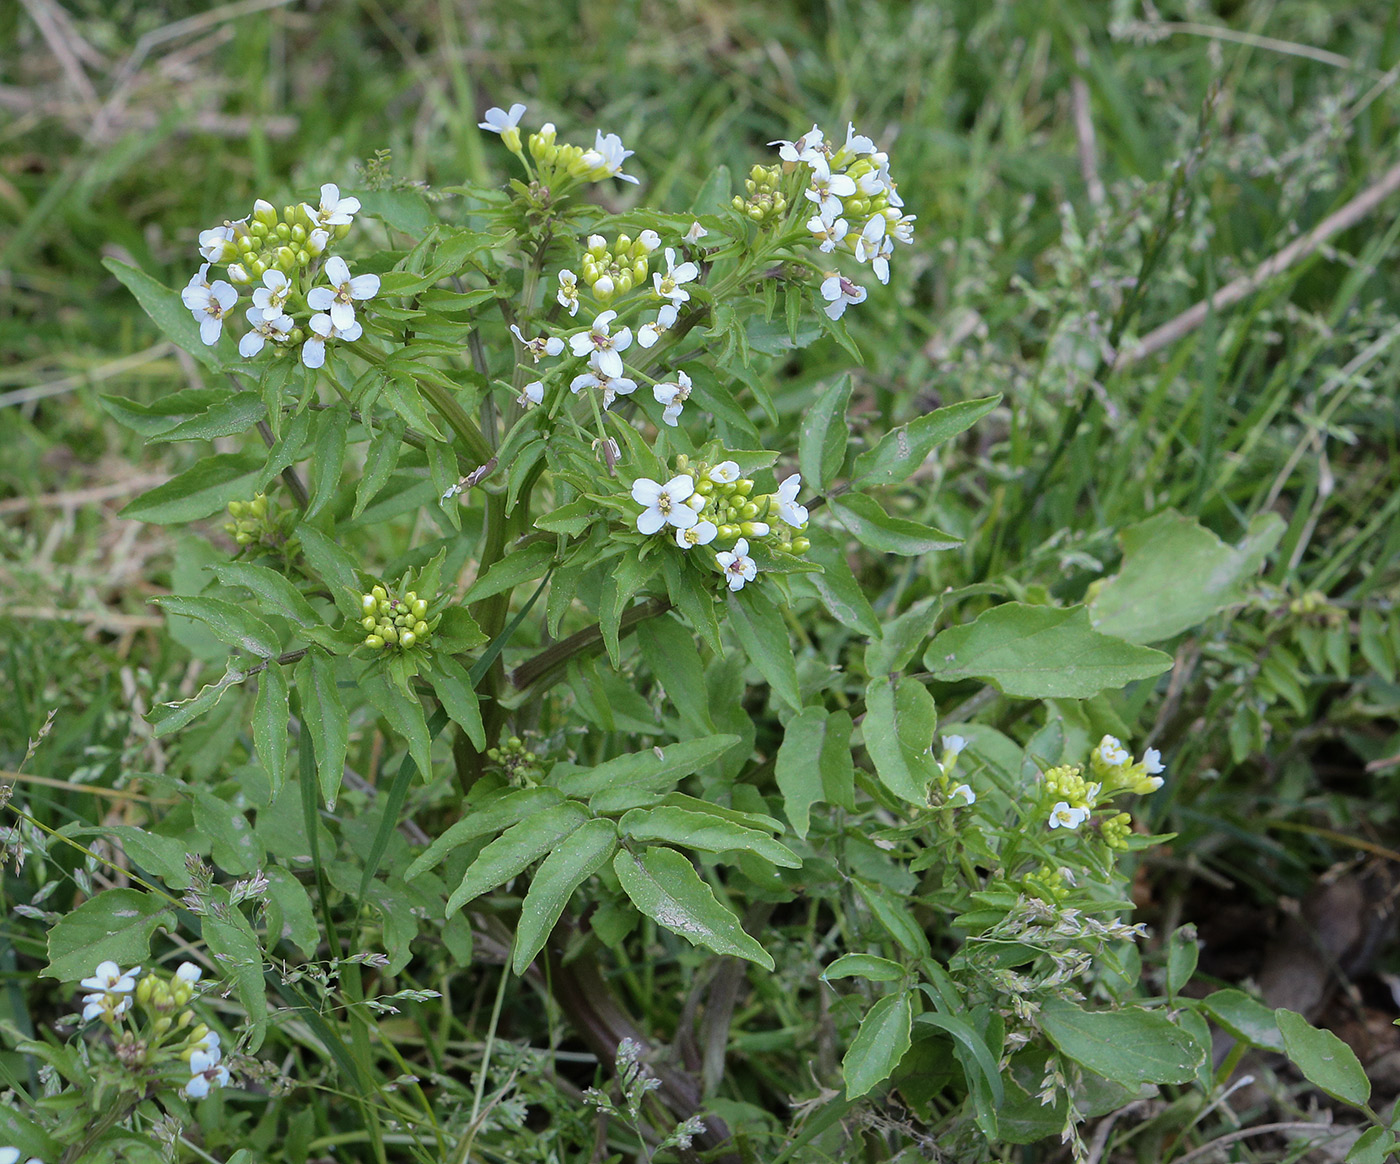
[0,342,174,409]
[1071,48,1104,208]
[18,0,100,110]
[1170,1121,1342,1164]
[1118,159,1400,367]
[0,473,168,516]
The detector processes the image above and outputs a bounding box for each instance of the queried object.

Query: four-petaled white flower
[184,264,211,296]
[569,310,632,379]
[302,311,363,369]
[0,1147,43,1164]
[198,224,237,263]
[676,520,718,549]
[81,991,131,1023]
[176,962,202,984]
[308,256,379,331]
[804,157,856,221]
[891,213,916,244]
[653,248,699,304]
[637,229,661,253]
[1095,735,1130,767]
[637,303,679,348]
[632,475,698,535]
[808,213,848,253]
[1143,747,1165,775]
[478,103,526,136]
[185,1044,231,1099]
[314,183,361,227]
[252,269,292,321]
[518,380,544,407]
[871,235,894,286]
[820,273,866,320]
[843,122,876,157]
[81,961,141,994]
[774,474,808,528]
[770,124,824,164]
[709,460,741,485]
[1049,802,1089,831]
[571,369,636,410]
[943,735,968,756]
[683,220,708,243]
[854,215,886,265]
[239,306,293,358]
[557,269,580,316]
[950,783,976,806]
[652,370,692,427]
[583,131,639,184]
[182,279,238,345]
[510,324,564,362]
[715,538,757,591]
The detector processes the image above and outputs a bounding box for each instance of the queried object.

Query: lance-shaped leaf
[798,375,853,491]
[211,562,321,628]
[152,595,281,659]
[361,672,433,785]
[618,806,801,868]
[862,676,938,805]
[613,846,774,969]
[852,394,1001,488]
[446,801,590,914]
[829,493,961,557]
[423,654,486,750]
[512,818,618,974]
[253,665,289,799]
[843,991,913,1098]
[464,539,556,603]
[294,652,349,807]
[823,954,906,983]
[726,587,802,711]
[121,453,267,525]
[550,734,740,799]
[406,787,564,879]
[1276,1008,1371,1107]
[103,258,226,371]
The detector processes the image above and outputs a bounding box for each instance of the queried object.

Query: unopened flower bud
[400,631,417,649]
[227,263,250,283]
[593,274,615,300]
[365,634,384,649]
[413,620,428,636]
[372,586,387,601]
[791,536,810,554]
[361,616,377,631]
[411,599,428,619]
[253,198,278,226]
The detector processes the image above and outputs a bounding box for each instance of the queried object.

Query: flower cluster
[180,185,378,367]
[630,458,810,593]
[578,231,661,302]
[486,735,544,787]
[730,163,789,224]
[932,734,975,807]
[478,103,641,189]
[1039,736,1166,847]
[359,585,435,652]
[75,960,231,1100]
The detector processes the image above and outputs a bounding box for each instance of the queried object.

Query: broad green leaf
[253,664,289,798]
[1195,989,1284,1051]
[1165,923,1199,999]
[613,846,774,970]
[803,527,883,639]
[361,672,433,784]
[294,652,349,808]
[1088,511,1284,644]
[356,188,436,234]
[210,562,321,628]
[600,548,662,667]
[916,1010,1006,1111]
[864,596,942,676]
[1347,1128,1397,1164]
[798,375,853,491]
[446,801,589,914]
[1276,1007,1371,1107]
[1039,997,1204,1085]
[638,616,714,733]
[192,788,264,875]
[202,906,267,1051]
[264,866,318,956]
[820,710,856,809]
[823,953,906,982]
[297,525,364,617]
[855,881,931,957]
[550,734,740,798]
[776,706,830,837]
[152,596,281,659]
[78,825,193,889]
[535,498,597,537]
[618,806,801,867]
[726,587,802,711]
[120,453,266,524]
[512,818,618,974]
[306,405,349,519]
[464,539,556,602]
[925,604,1172,698]
[405,787,564,880]
[829,492,961,556]
[45,888,173,981]
[852,394,1001,488]
[862,676,938,805]
[153,392,265,443]
[843,991,913,1098]
[424,655,485,749]
[102,258,225,371]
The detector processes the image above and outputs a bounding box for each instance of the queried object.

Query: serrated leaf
[1276,1007,1371,1107]
[1039,997,1204,1085]
[843,991,913,1098]
[405,787,564,880]
[103,258,225,371]
[297,525,364,617]
[550,734,740,798]
[152,392,266,443]
[446,801,589,914]
[295,652,349,807]
[152,595,281,658]
[799,375,853,491]
[863,676,938,805]
[148,662,246,736]
[45,888,173,981]
[618,806,801,867]
[726,587,802,711]
[512,818,618,974]
[210,562,321,628]
[120,453,266,524]
[852,394,1001,488]
[829,493,961,556]
[925,604,1172,698]
[354,419,405,519]
[612,846,774,969]
[253,664,289,798]
[423,654,485,750]
[361,672,433,784]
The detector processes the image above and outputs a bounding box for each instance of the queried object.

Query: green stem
[509,597,673,693]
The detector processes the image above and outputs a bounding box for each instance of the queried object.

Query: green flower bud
[734,479,754,497]
[616,233,631,251]
[372,586,387,602]
[400,630,417,649]
[228,501,247,518]
[227,263,250,283]
[404,591,417,604]
[381,624,398,643]
[249,259,267,279]
[290,224,307,243]
[235,531,256,545]
[413,620,428,636]
[696,478,714,495]
[237,234,256,254]
[361,616,377,631]
[276,246,297,271]
[250,494,268,517]
[791,536,810,554]
[719,524,741,540]
[250,221,269,239]
[740,502,759,520]
[731,195,746,211]
[361,593,376,613]
[411,599,428,619]
[253,198,278,226]
[275,222,292,240]
[365,634,384,649]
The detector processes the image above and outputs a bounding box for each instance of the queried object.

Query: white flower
[478,103,526,135]
[0,1149,41,1164]
[676,520,718,549]
[307,227,330,257]
[518,379,544,407]
[808,213,848,253]
[176,962,202,984]
[557,269,580,316]
[943,735,968,757]
[891,213,917,245]
[582,130,639,184]
[637,229,661,253]
[804,156,856,221]
[80,992,108,1022]
[569,310,632,379]
[570,369,636,410]
[1143,747,1165,775]
[773,473,809,528]
[854,215,886,264]
[843,122,876,157]
[871,235,894,286]
[853,168,886,198]
[301,311,362,369]
[771,124,824,164]
[182,279,237,345]
[1049,802,1089,831]
[307,256,379,331]
[184,264,211,296]
[198,224,237,263]
[1095,735,1130,767]
[653,248,699,304]
[185,1044,231,1099]
[950,783,976,806]
[632,475,698,534]
[511,324,564,362]
[314,183,361,227]
[715,538,757,591]
[683,220,708,244]
[637,303,679,348]
[709,460,741,485]
[820,273,866,320]
[652,370,692,426]
[239,306,293,358]
[81,961,141,994]
[251,270,292,321]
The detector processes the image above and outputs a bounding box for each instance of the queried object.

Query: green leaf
[1196,989,1284,1052]
[405,787,564,880]
[265,866,318,956]
[1346,1127,1396,1164]
[361,672,433,785]
[855,881,930,957]
[799,375,853,491]
[776,706,830,838]
[726,587,802,711]
[925,604,1172,698]
[637,616,714,733]
[446,801,589,914]
[852,394,1001,488]
[1039,997,1204,1085]
[803,527,883,639]
[618,806,801,867]
[210,562,321,628]
[380,375,445,440]
[294,652,349,808]
[843,991,913,1098]
[423,654,485,750]
[1088,511,1285,643]
[306,405,350,519]
[101,388,228,437]
[550,734,740,798]
[464,539,556,602]
[864,596,942,676]
[823,954,906,982]
[297,525,364,617]
[192,788,264,875]
[45,888,173,981]
[102,258,225,371]
[829,492,961,557]
[612,846,774,970]
[148,662,246,736]
[152,595,281,659]
[535,498,597,537]
[356,188,436,234]
[203,906,267,1051]
[512,818,618,975]
[862,676,938,805]
[253,664,289,798]
[152,392,265,443]
[916,1010,1006,1116]
[354,419,405,519]
[1276,1007,1371,1107]
[120,453,266,524]
[1166,923,1199,999]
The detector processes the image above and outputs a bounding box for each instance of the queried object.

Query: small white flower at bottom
[557,269,580,316]
[80,961,141,994]
[820,273,866,321]
[239,306,292,358]
[943,735,969,757]
[1143,747,1165,775]
[774,473,808,528]
[570,369,636,410]
[637,303,679,348]
[302,312,363,369]
[653,248,699,304]
[182,280,238,345]
[0,1147,43,1164]
[708,460,741,485]
[676,520,718,549]
[511,324,564,362]
[252,269,292,321]
[1048,802,1089,831]
[715,538,757,591]
[308,255,379,331]
[518,380,544,407]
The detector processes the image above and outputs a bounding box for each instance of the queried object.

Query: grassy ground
[4,0,1400,1160]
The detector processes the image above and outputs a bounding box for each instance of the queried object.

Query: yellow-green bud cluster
[224,493,291,550]
[359,585,431,652]
[731,164,788,224]
[1042,764,1099,811]
[580,233,652,303]
[1100,812,1133,851]
[1025,863,1071,902]
[673,454,810,556]
[838,157,892,222]
[220,199,339,285]
[529,123,607,188]
[1288,589,1345,627]
[485,735,543,788]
